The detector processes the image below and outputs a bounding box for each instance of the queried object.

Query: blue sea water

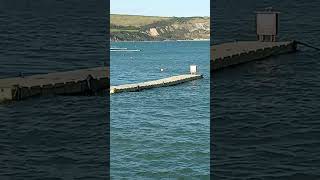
[0,1,109,179]
[212,0,320,179]
[110,41,210,179]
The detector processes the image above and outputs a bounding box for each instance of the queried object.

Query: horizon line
[110,13,210,18]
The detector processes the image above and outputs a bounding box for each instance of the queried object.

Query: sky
[110,0,210,17]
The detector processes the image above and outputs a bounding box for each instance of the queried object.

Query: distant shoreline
[110,39,210,43]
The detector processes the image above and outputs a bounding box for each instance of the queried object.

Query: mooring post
[190,65,198,75]
[86,74,95,95]
[13,85,22,101]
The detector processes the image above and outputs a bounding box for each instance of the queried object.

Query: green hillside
[110,14,210,41]
[111,14,171,27]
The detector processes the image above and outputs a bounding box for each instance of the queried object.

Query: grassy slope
[110,29,139,32]
[111,14,172,27]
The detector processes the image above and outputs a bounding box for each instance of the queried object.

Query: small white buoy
[160,68,164,72]
[190,65,197,75]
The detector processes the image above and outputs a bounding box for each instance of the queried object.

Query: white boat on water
[110,47,128,50]
[110,47,141,52]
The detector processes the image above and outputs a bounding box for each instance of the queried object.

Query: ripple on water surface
[212,0,320,179]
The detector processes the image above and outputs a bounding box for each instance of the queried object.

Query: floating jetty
[0,67,109,102]
[210,8,299,71]
[110,74,202,94]
[211,41,297,71]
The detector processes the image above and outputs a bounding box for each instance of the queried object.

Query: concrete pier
[0,67,109,102]
[211,41,297,71]
[110,74,203,94]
